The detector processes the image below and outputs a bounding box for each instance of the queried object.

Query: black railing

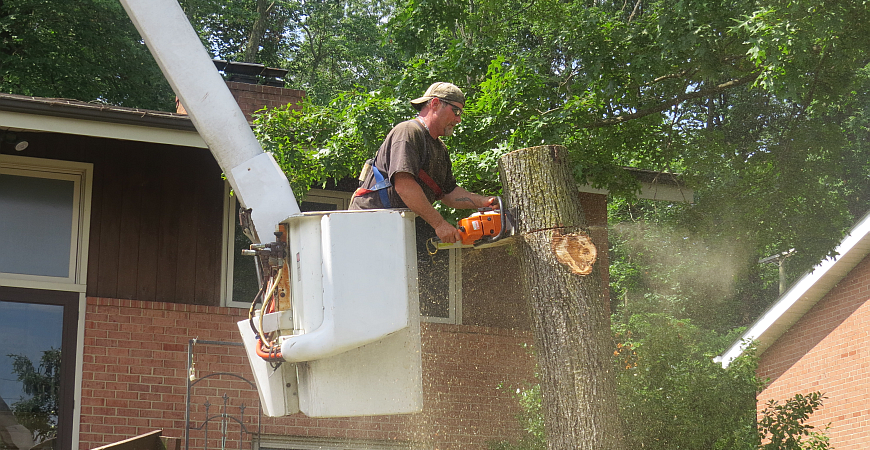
[185,339,261,450]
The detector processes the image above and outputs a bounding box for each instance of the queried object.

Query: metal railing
[185,339,261,450]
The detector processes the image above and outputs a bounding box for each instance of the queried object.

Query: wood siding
[1,131,225,305]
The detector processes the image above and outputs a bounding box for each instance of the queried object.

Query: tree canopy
[179,0,401,102]
[0,0,175,110]
[253,0,869,312]
[2,0,868,446]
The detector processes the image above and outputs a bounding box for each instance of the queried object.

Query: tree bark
[243,0,270,63]
[499,145,626,450]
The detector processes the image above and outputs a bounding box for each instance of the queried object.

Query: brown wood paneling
[173,149,200,303]
[136,147,161,302]
[85,145,104,292]
[155,149,182,302]
[116,145,143,299]
[3,132,226,306]
[193,155,224,304]
[94,139,123,297]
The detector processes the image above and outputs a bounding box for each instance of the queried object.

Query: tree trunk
[243,0,270,63]
[499,145,625,450]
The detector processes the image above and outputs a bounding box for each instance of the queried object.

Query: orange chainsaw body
[457,211,503,245]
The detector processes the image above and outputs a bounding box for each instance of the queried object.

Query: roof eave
[717,209,870,368]
[0,93,206,148]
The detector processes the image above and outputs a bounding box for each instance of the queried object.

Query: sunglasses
[439,98,464,117]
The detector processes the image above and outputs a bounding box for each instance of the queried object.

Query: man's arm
[442,186,497,210]
[393,172,462,243]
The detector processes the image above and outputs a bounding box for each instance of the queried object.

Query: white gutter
[716,209,870,368]
[0,110,207,149]
[119,0,300,243]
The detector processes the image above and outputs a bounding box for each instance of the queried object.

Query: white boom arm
[121,0,423,418]
[119,0,300,243]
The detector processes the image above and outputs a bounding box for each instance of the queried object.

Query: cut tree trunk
[499,145,625,450]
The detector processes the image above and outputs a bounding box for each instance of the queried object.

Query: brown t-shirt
[350,119,458,209]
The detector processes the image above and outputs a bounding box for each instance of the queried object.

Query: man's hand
[443,187,498,210]
[434,221,462,243]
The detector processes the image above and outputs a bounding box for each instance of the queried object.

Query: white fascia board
[577,182,694,203]
[638,181,694,203]
[0,110,207,148]
[717,210,870,368]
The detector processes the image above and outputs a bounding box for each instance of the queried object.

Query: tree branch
[582,72,760,129]
[627,0,642,23]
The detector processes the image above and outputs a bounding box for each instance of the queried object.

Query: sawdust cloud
[610,221,750,322]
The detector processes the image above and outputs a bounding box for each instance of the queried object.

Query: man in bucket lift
[349,82,497,243]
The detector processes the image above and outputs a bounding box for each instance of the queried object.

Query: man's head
[412,82,465,137]
[411,82,466,111]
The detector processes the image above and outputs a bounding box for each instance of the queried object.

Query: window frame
[0,155,93,292]
[0,287,81,450]
[420,247,462,325]
[220,183,247,308]
[221,188,354,307]
[301,188,352,210]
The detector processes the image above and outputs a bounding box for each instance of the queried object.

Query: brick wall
[225,82,305,123]
[757,256,870,450]
[175,82,305,123]
[79,298,535,449]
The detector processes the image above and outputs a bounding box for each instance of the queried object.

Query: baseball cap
[410,82,466,111]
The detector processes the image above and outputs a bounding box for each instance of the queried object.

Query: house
[718,210,870,450]
[0,69,691,449]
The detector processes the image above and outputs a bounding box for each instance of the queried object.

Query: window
[222,189,352,307]
[0,155,90,450]
[0,289,79,450]
[221,188,461,323]
[0,155,92,291]
[299,189,352,211]
[415,217,462,324]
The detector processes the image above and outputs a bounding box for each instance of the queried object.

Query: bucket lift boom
[119,0,422,418]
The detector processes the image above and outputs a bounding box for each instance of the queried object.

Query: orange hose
[255,337,283,361]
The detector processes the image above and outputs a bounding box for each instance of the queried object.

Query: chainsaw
[436,196,515,250]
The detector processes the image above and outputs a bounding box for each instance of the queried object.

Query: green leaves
[733,0,870,103]
[758,392,831,450]
[254,90,410,200]
[0,0,174,109]
[614,314,762,449]
[8,349,62,443]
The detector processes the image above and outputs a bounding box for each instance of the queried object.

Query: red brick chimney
[176,60,305,123]
[224,81,305,122]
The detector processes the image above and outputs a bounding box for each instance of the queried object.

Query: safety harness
[352,119,443,208]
